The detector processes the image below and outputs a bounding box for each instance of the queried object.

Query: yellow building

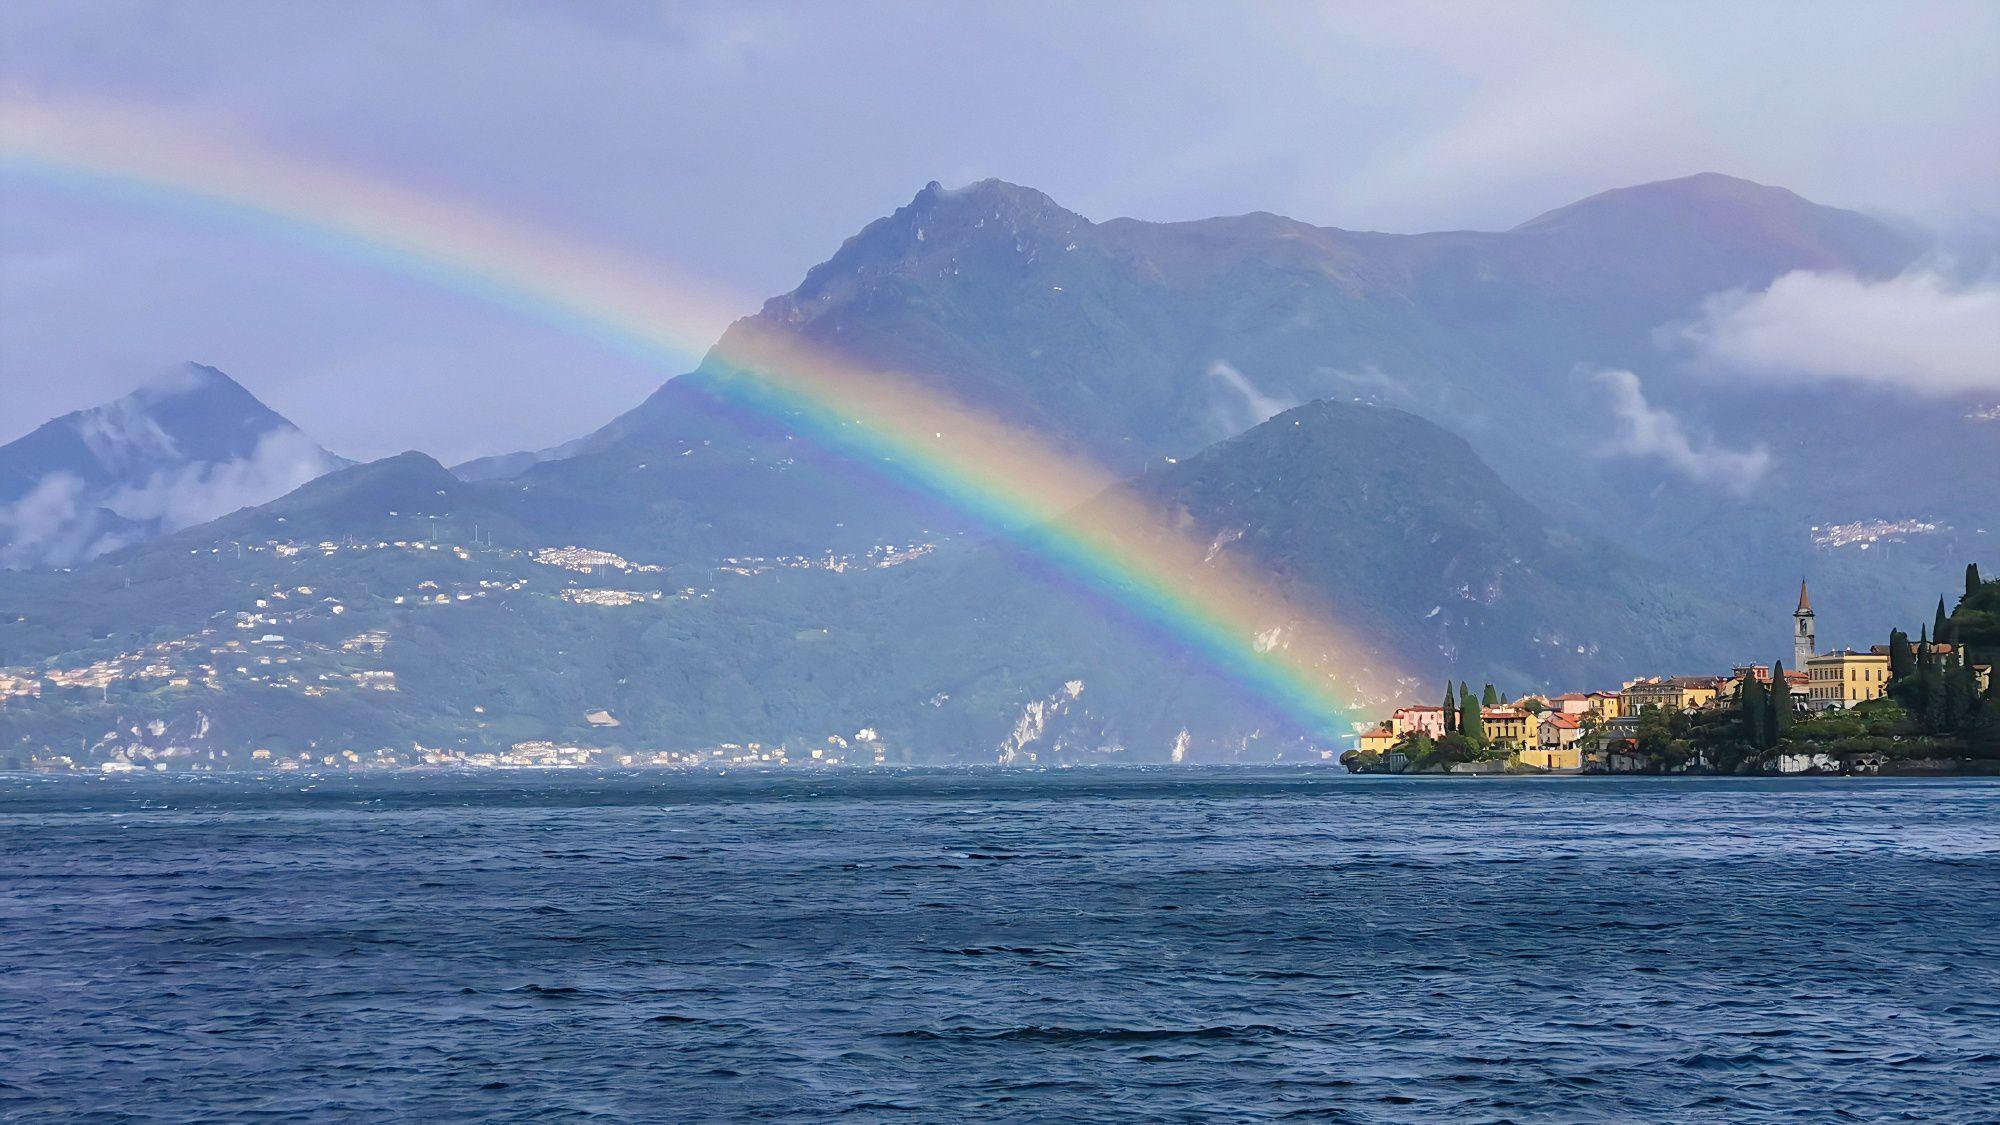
[1619,676,1721,714]
[1806,649,1894,709]
[1480,707,1540,748]
[1521,711,1585,770]
[1357,726,1398,754]
[1548,692,1622,719]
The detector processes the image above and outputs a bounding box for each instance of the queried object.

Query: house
[1805,649,1891,710]
[1357,726,1398,754]
[1521,712,1585,770]
[1480,707,1539,749]
[1548,692,1597,716]
[1590,715,1640,750]
[1620,675,1721,715]
[1390,705,1447,739]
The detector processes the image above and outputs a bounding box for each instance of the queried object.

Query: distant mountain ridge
[474,172,1978,645]
[0,364,345,568]
[1,172,1989,768]
[0,396,1749,764]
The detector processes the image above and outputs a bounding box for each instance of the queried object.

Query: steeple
[1794,579,1816,668]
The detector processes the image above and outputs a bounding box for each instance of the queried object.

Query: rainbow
[1,100,1402,739]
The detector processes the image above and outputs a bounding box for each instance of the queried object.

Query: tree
[1482,684,1499,707]
[1936,596,1950,644]
[1441,680,1458,734]
[1767,660,1792,744]
[1941,650,1978,731]
[1739,672,1767,748]
[1888,628,1914,686]
[1461,688,1486,744]
[1970,563,1984,600]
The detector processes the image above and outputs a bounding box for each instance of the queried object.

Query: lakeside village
[1343,566,2000,777]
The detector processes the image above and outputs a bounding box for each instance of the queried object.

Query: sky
[3,0,1997,464]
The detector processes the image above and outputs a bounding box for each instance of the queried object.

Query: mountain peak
[764,177,1090,325]
[1514,173,1807,231]
[1508,171,1921,278]
[0,363,342,569]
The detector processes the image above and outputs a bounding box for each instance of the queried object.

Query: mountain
[473,174,1982,650]
[0,399,1749,766]
[0,364,345,569]
[3,173,1989,768]
[1107,399,1749,688]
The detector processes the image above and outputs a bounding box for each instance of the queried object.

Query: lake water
[1,770,1996,1121]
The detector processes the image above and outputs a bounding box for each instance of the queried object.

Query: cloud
[105,427,335,530]
[0,472,103,569]
[1593,368,1770,494]
[0,429,335,568]
[1679,268,2000,395]
[1207,361,1297,434]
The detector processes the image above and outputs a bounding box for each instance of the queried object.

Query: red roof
[1545,713,1581,729]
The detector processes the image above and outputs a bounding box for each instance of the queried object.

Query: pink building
[1391,705,1447,739]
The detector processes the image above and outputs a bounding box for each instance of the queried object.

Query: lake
[1,770,1995,1120]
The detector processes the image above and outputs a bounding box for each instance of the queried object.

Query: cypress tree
[1925,665,1951,732]
[1482,684,1499,707]
[1935,596,1950,643]
[1461,689,1486,744]
[1961,651,1982,727]
[1442,681,1458,734]
[1739,673,1766,748]
[1970,563,1983,600]
[1767,660,1792,745]
[1888,629,1913,684]
[1912,634,1939,725]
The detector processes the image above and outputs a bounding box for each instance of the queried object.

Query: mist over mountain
[0,364,345,569]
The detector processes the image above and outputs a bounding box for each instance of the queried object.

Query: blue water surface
[1,769,1996,1121]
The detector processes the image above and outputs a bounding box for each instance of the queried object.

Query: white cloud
[1679,268,2000,395]
[1593,368,1770,494]
[0,472,103,569]
[1207,361,1297,434]
[105,428,335,531]
[0,429,336,568]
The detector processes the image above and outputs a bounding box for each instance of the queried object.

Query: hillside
[0,400,1750,767]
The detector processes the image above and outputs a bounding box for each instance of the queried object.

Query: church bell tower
[1794,580,1816,668]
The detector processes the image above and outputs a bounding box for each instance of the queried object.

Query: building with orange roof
[1523,711,1585,770]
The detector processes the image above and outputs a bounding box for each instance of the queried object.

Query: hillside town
[1344,576,1999,776]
